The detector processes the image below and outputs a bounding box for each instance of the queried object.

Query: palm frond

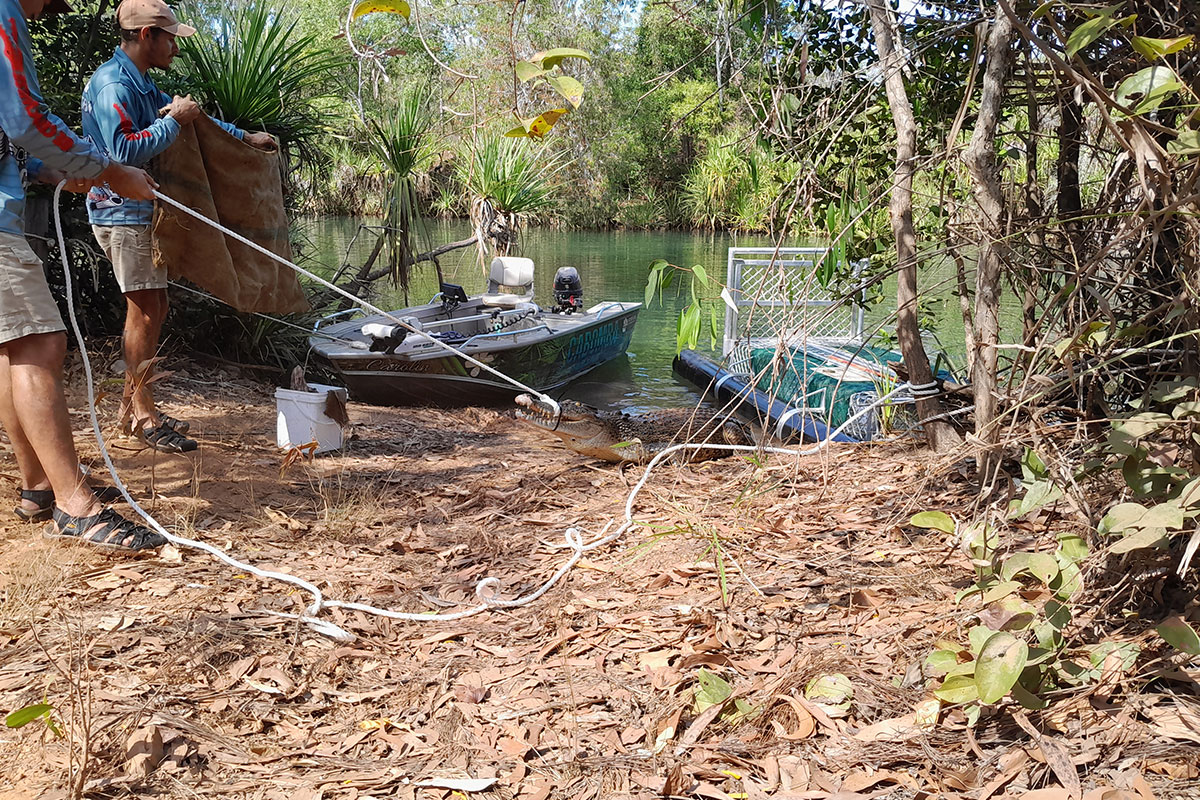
[179,1,343,176]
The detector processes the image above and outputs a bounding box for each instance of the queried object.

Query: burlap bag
[151,115,309,314]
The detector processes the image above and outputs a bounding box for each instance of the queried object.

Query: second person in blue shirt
[82,0,276,453]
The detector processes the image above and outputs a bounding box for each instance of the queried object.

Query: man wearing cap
[82,0,275,453]
[0,0,167,550]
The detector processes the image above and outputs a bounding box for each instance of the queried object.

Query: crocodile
[514,394,756,464]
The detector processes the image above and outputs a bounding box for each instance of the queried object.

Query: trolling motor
[552,266,584,314]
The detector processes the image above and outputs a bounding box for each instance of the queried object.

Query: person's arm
[0,9,107,179]
[207,114,245,142]
[93,82,182,166]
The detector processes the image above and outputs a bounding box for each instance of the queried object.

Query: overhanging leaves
[1114,65,1184,117]
[350,0,410,21]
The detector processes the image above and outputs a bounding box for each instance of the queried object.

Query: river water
[299,217,981,412]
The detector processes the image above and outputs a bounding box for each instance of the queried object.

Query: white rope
[51,183,921,641]
[908,380,941,398]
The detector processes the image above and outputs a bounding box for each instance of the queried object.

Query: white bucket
[275,383,348,453]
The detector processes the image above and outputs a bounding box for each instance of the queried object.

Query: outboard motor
[552,266,584,313]
[362,323,409,354]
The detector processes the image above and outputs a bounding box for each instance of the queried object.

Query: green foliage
[180,1,342,175]
[457,137,563,217]
[458,135,564,257]
[692,668,758,723]
[681,133,797,233]
[5,701,62,738]
[363,86,435,289]
[644,259,720,353]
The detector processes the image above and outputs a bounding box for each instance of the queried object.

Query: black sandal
[139,421,198,453]
[160,414,191,435]
[14,489,54,522]
[44,507,166,551]
[14,485,126,522]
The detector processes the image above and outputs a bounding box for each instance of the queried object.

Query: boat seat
[480,256,535,308]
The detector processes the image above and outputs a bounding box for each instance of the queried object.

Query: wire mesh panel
[722,247,866,357]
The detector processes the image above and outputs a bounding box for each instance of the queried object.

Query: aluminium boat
[308,256,641,406]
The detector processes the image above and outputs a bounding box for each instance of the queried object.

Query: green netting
[750,342,908,436]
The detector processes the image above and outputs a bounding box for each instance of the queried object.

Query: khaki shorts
[92,224,166,293]
[0,231,66,346]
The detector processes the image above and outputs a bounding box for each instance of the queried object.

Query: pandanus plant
[363,87,436,296]
[179,1,340,179]
[456,136,563,266]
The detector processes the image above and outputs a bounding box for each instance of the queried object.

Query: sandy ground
[1,354,1198,799]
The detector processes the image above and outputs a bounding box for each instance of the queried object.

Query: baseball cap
[116,0,197,36]
[45,0,73,14]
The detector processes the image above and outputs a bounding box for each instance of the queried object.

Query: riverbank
[0,354,1194,798]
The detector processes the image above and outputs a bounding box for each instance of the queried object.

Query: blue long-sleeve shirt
[82,47,243,226]
[0,0,110,236]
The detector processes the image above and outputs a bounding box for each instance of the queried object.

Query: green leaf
[910,511,954,534]
[1008,480,1064,519]
[515,60,546,83]
[5,703,54,729]
[1044,597,1071,631]
[692,263,709,288]
[1051,560,1084,599]
[1169,129,1200,156]
[1178,477,1200,508]
[644,272,659,307]
[924,649,958,676]
[1020,448,1050,482]
[1159,616,1200,655]
[1065,13,1121,58]
[975,632,1029,704]
[805,673,852,705]
[1057,532,1089,562]
[1141,502,1185,531]
[679,303,701,351]
[693,668,733,712]
[933,674,978,704]
[1001,552,1060,584]
[1131,35,1193,60]
[980,580,1023,605]
[1010,681,1049,709]
[968,625,993,656]
[1117,412,1175,438]
[530,47,591,69]
[544,74,584,108]
[1099,502,1150,535]
[1114,65,1183,117]
[1088,641,1140,671]
[1108,526,1168,554]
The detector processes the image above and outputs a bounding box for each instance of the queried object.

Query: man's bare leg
[3,332,101,520]
[120,287,169,431]
[0,348,52,516]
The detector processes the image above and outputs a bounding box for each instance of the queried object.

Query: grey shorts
[92,224,166,293]
[0,231,66,346]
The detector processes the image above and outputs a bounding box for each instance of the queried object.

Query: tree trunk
[1056,84,1083,252]
[1021,41,1043,351]
[865,0,960,451]
[962,7,1016,479]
